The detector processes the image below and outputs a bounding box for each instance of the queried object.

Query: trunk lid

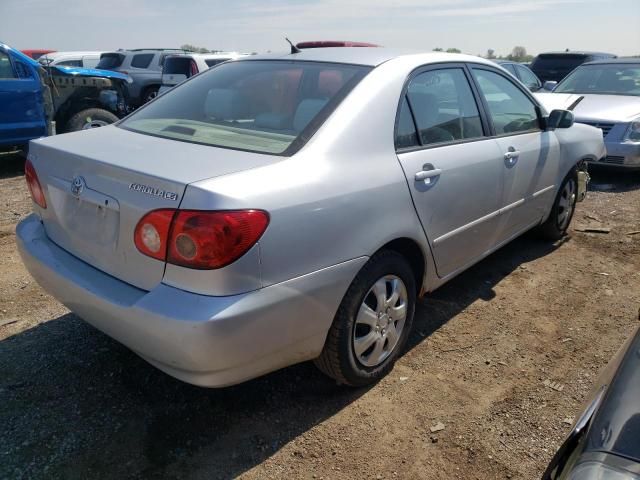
[29,125,281,291]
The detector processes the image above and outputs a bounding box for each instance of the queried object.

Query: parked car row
[536,58,640,169]
[1,42,129,151]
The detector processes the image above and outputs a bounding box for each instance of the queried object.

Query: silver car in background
[536,58,640,169]
[17,49,605,388]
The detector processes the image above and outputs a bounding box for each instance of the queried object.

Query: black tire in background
[64,108,119,132]
[142,86,159,103]
[314,250,417,387]
[538,168,579,240]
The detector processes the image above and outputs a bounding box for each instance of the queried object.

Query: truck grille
[581,122,615,138]
[602,156,625,165]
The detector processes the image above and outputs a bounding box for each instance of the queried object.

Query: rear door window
[83,57,99,68]
[472,68,540,135]
[515,64,540,90]
[120,60,371,155]
[131,53,154,69]
[405,68,484,146]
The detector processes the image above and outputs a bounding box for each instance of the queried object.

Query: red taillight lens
[25,159,47,209]
[168,210,269,269]
[134,209,175,261]
[134,209,269,269]
[189,60,198,77]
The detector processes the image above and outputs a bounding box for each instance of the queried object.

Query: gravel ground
[1,153,639,479]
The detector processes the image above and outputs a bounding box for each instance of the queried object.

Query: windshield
[555,63,640,96]
[120,60,371,155]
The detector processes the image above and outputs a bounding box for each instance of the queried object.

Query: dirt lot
[1,153,639,480]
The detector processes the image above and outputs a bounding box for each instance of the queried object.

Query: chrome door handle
[415,168,442,181]
[504,150,521,160]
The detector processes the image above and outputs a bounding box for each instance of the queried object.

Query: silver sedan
[536,58,640,169]
[17,48,605,387]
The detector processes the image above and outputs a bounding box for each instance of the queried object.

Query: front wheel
[64,108,119,132]
[538,170,578,240]
[314,250,416,387]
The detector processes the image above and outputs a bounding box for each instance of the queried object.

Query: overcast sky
[2,0,639,57]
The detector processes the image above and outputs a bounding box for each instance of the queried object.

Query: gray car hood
[535,92,640,122]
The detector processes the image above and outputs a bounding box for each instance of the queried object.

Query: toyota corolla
[17,49,605,387]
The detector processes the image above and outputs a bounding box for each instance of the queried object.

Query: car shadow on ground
[1,229,569,479]
[588,166,640,193]
[0,152,25,179]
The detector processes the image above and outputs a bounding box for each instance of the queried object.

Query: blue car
[0,42,130,152]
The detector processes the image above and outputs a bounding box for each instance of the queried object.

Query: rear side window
[205,59,229,68]
[395,97,419,149]
[131,53,154,69]
[405,68,484,146]
[0,52,16,79]
[97,53,124,69]
[58,60,82,67]
[502,63,517,76]
[83,57,99,68]
[120,60,371,155]
[472,69,540,135]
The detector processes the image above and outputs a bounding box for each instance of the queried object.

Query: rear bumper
[589,141,640,169]
[16,214,366,387]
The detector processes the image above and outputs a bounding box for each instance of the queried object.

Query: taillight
[189,60,198,77]
[134,209,175,261]
[134,209,269,269]
[25,159,47,209]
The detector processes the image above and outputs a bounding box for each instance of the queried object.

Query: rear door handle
[504,150,521,160]
[415,168,442,181]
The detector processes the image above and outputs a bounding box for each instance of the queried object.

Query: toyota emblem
[70,176,86,197]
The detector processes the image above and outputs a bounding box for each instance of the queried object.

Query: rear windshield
[97,53,124,69]
[163,57,194,76]
[532,54,587,71]
[120,60,371,155]
[555,63,640,96]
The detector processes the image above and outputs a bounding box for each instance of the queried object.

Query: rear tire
[538,169,578,240]
[65,108,119,132]
[142,86,159,103]
[314,250,416,387]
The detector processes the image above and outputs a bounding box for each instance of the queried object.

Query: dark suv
[96,48,185,106]
[530,51,617,83]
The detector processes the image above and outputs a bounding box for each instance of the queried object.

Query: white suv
[38,51,104,69]
[159,52,249,94]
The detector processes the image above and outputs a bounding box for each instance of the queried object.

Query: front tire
[314,250,416,387]
[538,169,578,240]
[142,86,159,103]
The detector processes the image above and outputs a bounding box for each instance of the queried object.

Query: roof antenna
[285,37,301,54]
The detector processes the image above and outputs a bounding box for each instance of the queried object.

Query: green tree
[180,44,210,53]
[486,49,496,59]
[446,48,461,53]
[433,47,443,52]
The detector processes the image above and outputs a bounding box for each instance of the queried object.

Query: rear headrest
[406,92,439,127]
[318,70,344,97]
[205,88,241,120]
[293,98,328,132]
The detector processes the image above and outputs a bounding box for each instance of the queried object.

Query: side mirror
[543,81,558,91]
[547,109,575,130]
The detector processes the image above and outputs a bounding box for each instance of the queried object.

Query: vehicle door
[0,48,47,146]
[395,65,506,278]
[470,66,560,242]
